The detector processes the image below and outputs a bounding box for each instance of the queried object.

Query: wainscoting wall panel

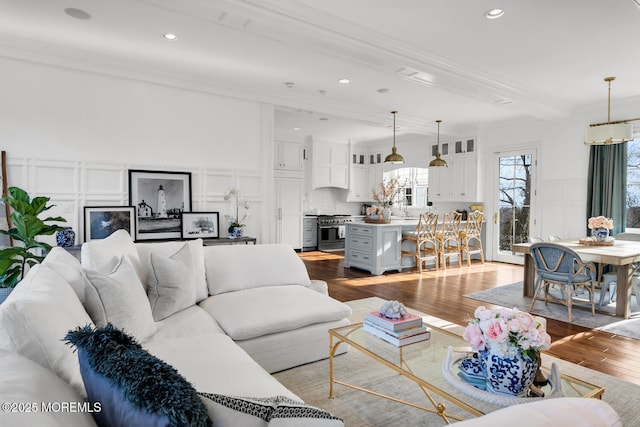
[3,156,265,244]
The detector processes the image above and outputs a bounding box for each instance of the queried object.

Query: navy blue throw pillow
[65,324,211,427]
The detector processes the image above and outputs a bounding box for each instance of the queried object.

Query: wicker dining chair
[459,210,485,267]
[529,242,597,323]
[401,212,439,272]
[436,211,463,270]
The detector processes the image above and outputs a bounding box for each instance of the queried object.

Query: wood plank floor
[299,250,640,387]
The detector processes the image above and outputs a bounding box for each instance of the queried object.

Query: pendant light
[429,120,448,167]
[384,111,404,164]
[585,77,633,145]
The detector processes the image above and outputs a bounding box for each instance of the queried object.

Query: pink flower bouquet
[588,216,614,230]
[463,306,551,359]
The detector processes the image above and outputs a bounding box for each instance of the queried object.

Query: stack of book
[363,311,430,346]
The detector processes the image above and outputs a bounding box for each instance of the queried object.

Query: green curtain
[587,143,627,236]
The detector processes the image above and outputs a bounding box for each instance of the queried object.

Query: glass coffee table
[329,322,604,425]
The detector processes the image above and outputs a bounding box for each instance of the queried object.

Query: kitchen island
[344,220,418,275]
[344,218,485,275]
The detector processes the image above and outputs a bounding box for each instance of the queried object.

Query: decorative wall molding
[4,156,264,244]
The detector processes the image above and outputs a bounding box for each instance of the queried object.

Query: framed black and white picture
[128,169,192,241]
[181,212,219,239]
[84,206,136,242]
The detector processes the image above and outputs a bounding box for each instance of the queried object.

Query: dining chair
[459,210,484,266]
[529,237,544,243]
[598,232,640,308]
[401,212,439,272]
[548,235,562,241]
[436,211,463,270]
[529,242,597,323]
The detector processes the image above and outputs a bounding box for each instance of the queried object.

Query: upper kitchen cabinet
[431,140,451,158]
[274,140,304,175]
[312,141,349,189]
[428,137,478,202]
[347,144,372,202]
[453,137,476,155]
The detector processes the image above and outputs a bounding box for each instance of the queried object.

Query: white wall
[0,57,274,244]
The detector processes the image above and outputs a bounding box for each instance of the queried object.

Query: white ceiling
[1,0,639,144]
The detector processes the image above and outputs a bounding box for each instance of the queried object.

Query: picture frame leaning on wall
[128,169,192,241]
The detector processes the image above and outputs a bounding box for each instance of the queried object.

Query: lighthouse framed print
[128,169,192,241]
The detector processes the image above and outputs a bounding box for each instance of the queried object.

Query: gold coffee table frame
[328,322,604,425]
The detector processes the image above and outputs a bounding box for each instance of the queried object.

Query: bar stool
[437,211,463,270]
[401,212,439,272]
[459,210,485,266]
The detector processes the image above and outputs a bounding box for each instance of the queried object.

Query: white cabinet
[344,224,402,275]
[274,140,304,173]
[275,177,303,249]
[312,141,349,189]
[428,138,478,202]
[347,166,370,202]
[451,155,478,201]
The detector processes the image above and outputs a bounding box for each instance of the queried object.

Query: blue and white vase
[56,227,76,247]
[591,227,610,242]
[229,227,244,239]
[482,350,537,397]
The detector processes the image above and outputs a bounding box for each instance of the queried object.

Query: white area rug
[465,282,640,339]
[274,297,638,427]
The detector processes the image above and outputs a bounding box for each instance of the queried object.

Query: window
[627,139,640,229]
[383,168,429,208]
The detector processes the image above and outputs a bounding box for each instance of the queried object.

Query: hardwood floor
[299,250,640,387]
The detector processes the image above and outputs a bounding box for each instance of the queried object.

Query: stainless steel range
[317,215,352,251]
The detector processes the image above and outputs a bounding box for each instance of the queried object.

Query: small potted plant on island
[224,187,249,239]
[0,186,66,303]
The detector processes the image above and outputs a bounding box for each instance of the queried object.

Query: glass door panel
[493,150,536,264]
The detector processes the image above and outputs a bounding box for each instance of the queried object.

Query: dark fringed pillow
[65,324,211,427]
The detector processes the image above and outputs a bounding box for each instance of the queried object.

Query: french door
[492,149,537,264]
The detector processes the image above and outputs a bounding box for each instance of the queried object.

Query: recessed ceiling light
[319,117,329,121]
[484,8,504,19]
[163,33,178,41]
[377,88,390,94]
[284,82,295,88]
[293,127,301,131]
[337,78,350,84]
[64,8,91,20]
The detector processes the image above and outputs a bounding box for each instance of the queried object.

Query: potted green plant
[0,186,66,300]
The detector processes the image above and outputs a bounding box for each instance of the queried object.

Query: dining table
[511,239,640,319]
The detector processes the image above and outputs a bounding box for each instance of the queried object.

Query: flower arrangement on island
[224,187,250,233]
[588,216,614,230]
[463,306,551,359]
[372,177,402,209]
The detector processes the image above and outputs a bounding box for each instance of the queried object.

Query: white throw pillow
[0,264,93,397]
[81,229,143,281]
[204,244,311,296]
[147,242,197,321]
[42,246,88,304]
[136,239,208,301]
[83,256,157,342]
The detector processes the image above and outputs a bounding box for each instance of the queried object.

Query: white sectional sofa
[0,230,351,426]
[0,230,622,426]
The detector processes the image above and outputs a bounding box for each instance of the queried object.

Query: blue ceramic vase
[591,227,610,242]
[56,227,76,247]
[229,227,244,239]
[482,350,537,396]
